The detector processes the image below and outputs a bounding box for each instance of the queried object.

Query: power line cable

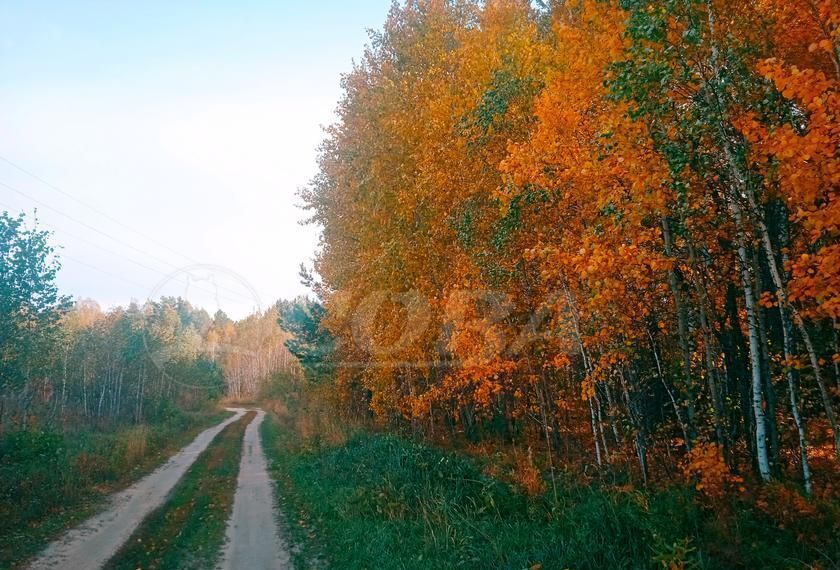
[0,198,147,291]
[0,195,258,308]
[0,156,260,302]
[49,222,255,307]
[0,154,195,264]
[0,179,256,303]
[61,253,153,292]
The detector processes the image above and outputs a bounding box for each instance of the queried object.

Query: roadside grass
[261,406,839,569]
[261,415,698,569]
[104,410,255,570]
[0,407,229,569]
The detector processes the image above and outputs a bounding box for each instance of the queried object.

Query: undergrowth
[0,408,228,568]
[260,382,839,569]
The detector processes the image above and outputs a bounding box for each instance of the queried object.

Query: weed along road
[219,409,291,569]
[27,409,247,570]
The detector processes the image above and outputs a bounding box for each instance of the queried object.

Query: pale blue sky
[0,1,391,318]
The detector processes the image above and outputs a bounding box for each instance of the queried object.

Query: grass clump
[104,410,255,570]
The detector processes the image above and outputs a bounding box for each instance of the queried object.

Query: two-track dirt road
[218,409,290,569]
[26,407,291,570]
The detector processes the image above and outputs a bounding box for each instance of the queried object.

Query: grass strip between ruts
[104,410,256,570]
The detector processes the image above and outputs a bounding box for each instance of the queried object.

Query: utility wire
[0,154,195,264]
[61,253,154,292]
[0,197,162,294]
[0,179,256,303]
[49,220,255,307]
[0,155,259,302]
[0,194,257,308]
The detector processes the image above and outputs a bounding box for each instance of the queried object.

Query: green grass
[261,411,839,569]
[104,411,255,570]
[0,408,230,569]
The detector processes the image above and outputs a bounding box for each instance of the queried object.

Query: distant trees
[18,296,226,428]
[0,210,298,429]
[213,306,299,400]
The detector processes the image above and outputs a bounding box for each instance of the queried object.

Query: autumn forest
[302,0,840,508]
[2,0,840,568]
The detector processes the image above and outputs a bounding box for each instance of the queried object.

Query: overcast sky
[0,0,391,319]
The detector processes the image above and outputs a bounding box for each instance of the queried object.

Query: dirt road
[27,408,247,570]
[219,409,291,569]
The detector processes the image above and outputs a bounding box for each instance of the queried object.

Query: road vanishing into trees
[27,408,290,570]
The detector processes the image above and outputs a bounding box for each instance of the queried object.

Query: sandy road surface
[27,408,247,570]
[219,409,291,569]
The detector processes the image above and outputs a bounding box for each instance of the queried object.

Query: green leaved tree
[0,211,71,423]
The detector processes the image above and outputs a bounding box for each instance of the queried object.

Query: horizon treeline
[301,0,840,494]
[0,210,298,430]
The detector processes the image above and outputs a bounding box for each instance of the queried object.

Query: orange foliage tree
[298,0,840,495]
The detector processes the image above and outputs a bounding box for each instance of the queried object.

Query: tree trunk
[735,231,773,482]
[746,191,840,458]
[620,366,648,486]
[661,216,698,444]
[648,329,691,450]
[753,253,781,474]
